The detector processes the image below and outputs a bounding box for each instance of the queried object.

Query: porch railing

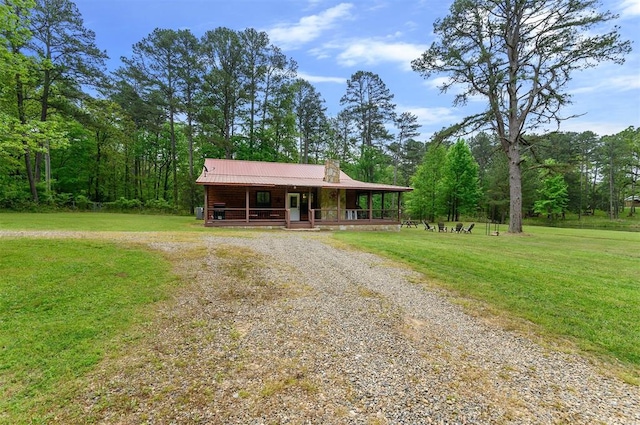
[309,208,400,223]
[208,207,286,222]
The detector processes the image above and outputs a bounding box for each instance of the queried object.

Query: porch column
[204,186,208,223]
[397,192,402,222]
[246,188,250,223]
[382,192,385,219]
[368,191,373,222]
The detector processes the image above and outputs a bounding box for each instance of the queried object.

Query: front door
[288,193,300,221]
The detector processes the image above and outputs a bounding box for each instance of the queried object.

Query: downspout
[204,186,209,224]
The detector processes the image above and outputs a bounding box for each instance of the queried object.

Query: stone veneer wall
[319,188,345,220]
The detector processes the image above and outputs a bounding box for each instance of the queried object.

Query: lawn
[0,211,207,232]
[333,225,640,372]
[0,237,178,423]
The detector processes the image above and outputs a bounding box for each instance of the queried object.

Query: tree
[389,111,421,185]
[406,142,447,221]
[174,29,203,214]
[340,70,395,182]
[293,78,326,164]
[28,0,107,194]
[200,27,245,159]
[119,28,185,205]
[534,160,569,219]
[438,139,480,221]
[412,0,631,233]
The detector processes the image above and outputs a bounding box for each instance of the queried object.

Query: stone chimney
[323,159,340,183]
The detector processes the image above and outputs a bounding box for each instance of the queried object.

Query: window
[256,191,271,207]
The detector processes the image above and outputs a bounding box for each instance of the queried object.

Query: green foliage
[406,142,446,221]
[438,139,480,221]
[534,161,570,218]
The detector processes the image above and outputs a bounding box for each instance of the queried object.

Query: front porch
[204,185,404,229]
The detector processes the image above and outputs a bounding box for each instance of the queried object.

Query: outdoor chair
[437,222,447,232]
[423,221,435,231]
[453,222,463,233]
[462,223,475,233]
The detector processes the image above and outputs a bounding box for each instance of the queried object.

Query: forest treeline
[1,0,638,219]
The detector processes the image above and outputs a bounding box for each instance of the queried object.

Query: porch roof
[196,159,412,192]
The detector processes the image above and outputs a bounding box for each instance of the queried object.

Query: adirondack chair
[453,222,463,233]
[437,222,447,232]
[462,223,475,233]
[423,221,435,231]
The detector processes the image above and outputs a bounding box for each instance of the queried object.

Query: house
[196,159,413,230]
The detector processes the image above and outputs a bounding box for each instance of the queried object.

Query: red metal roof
[196,159,412,192]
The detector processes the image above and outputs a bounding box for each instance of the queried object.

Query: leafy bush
[104,197,143,212]
[144,198,176,214]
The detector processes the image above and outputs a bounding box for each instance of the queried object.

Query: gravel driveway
[6,230,639,424]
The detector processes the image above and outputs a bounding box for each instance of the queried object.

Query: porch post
[368,191,373,222]
[382,192,385,219]
[246,188,250,223]
[397,192,401,222]
[204,186,209,223]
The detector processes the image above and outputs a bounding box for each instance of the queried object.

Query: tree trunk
[507,142,523,233]
[15,72,39,203]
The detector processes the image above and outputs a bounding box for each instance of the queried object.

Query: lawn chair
[437,222,447,232]
[453,222,463,233]
[423,221,435,231]
[462,223,475,233]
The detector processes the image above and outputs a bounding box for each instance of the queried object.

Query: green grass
[523,210,640,232]
[0,211,207,232]
[333,226,640,369]
[0,238,178,422]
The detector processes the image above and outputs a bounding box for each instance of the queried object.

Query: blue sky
[75,0,640,140]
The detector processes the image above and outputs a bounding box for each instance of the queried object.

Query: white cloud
[571,73,640,94]
[266,3,354,50]
[297,71,346,84]
[621,0,640,15]
[328,39,428,71]
[556,119,630,137]
[404,106,459,127]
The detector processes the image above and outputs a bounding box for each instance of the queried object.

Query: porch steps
[287,221,314,230]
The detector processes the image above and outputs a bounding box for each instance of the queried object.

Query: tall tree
[407,142,447,221]
[174,29,203,214]
[1,0,38,201]
[389,111,420,185]
[119,28,184,205]
[340,70,395,182]
[412,0,631,233]
[28,0,107,193]
[439,139,480,221]
[200,27,245,159]
[293,79,326,164]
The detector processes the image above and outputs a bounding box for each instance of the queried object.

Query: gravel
[4,230,639,424]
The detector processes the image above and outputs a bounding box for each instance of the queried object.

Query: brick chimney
[323,159,340,183]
